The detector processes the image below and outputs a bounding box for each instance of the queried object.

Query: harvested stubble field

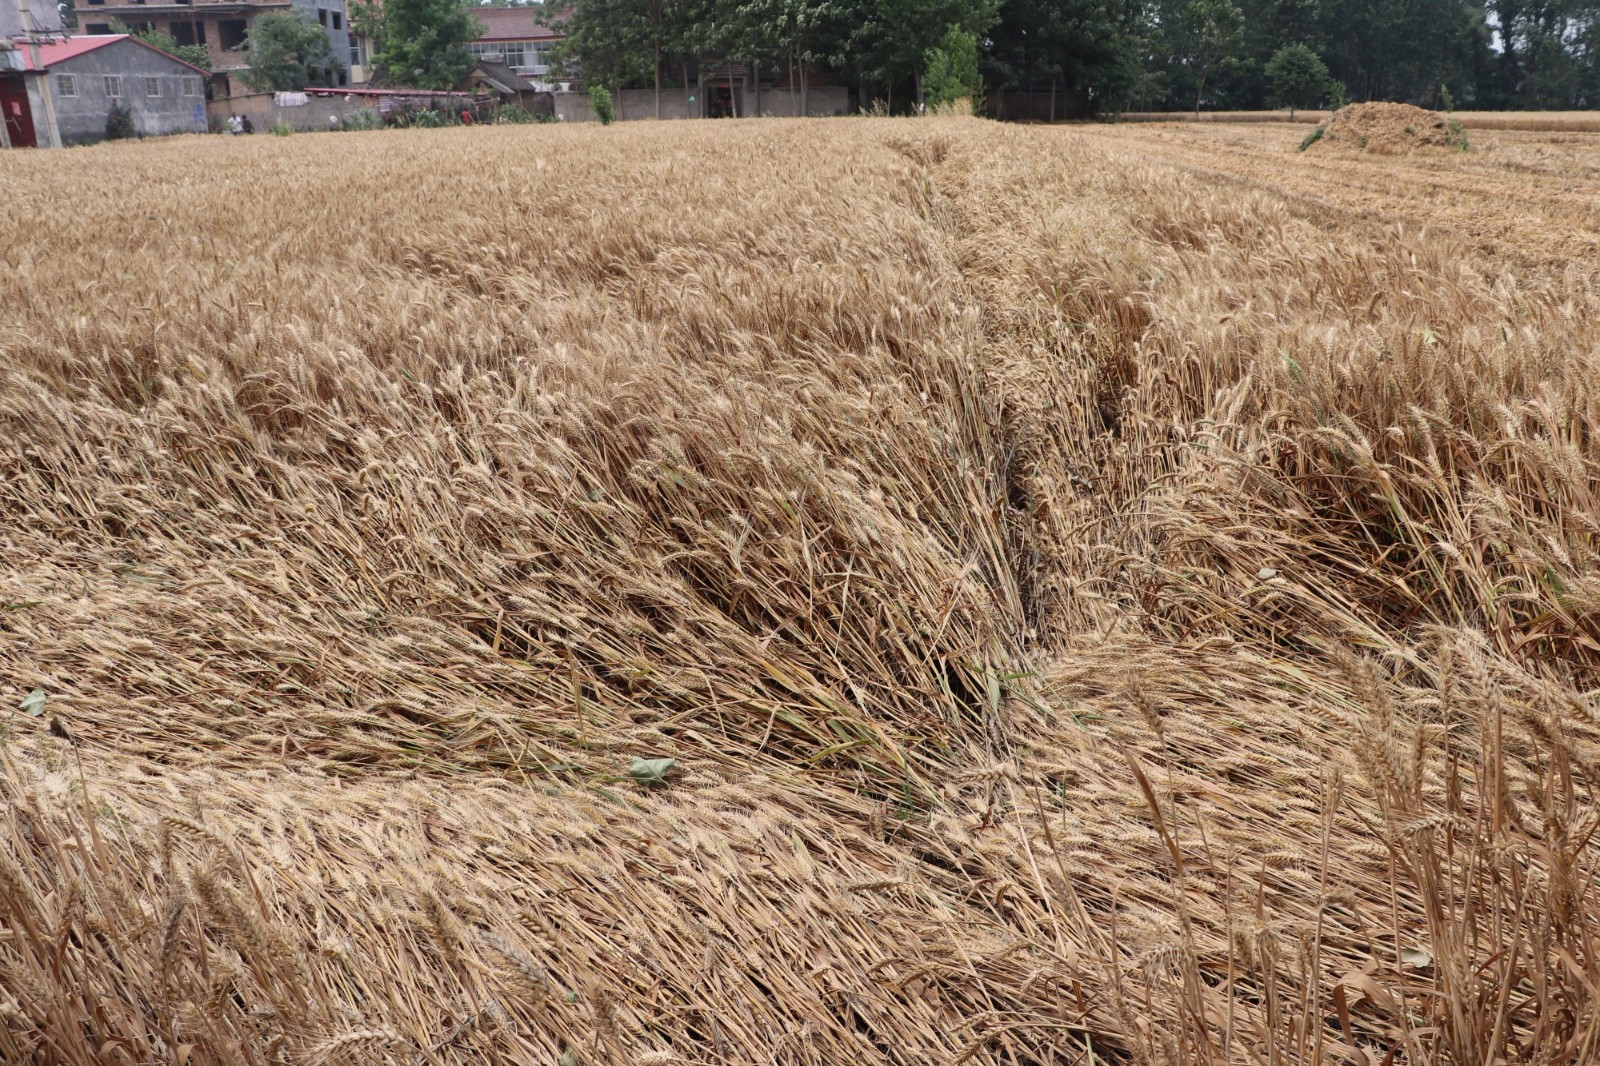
[1,117,1599,1066]
[1122,110,1600,132]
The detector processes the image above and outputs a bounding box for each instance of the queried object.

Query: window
[336,69,346,86]
[84,21,110,32]
[145,76,161,97]
[331,11,341,29]
[104,75,122,98]
[218,18,246,50]
[317,8,326,24]
[469,40,552,73]
[349,36,364,68]
[183,76,201,96]
[56,74,76,97]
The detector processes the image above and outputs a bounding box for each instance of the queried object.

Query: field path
[1069,122,1600,273]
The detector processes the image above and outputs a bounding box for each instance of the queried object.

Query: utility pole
[0,44,11,148]
[21,7,60,147]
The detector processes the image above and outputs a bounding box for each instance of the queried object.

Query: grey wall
[749,86,849,117]
[48,40,208,143]
[213,90,377,131]
[552,90,590,123]
[553,85,850,123]
[615,88,697,120]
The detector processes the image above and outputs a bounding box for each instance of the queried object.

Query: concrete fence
[987,90,1093,122]
[209,92,379,132]
[210,85,853,132]
[552,86,850,123]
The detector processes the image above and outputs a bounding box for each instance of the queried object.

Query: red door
[0,75,37,148]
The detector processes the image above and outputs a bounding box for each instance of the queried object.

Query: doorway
[707,84,741,118]
[0,75,37,148]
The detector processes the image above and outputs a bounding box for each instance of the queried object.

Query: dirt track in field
[1073,121,1600,274]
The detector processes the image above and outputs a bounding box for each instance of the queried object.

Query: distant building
[0,0,60,37]
[77,0,350,98]
[469,7,564,83]
[460,56,549,115]
[3,35,209,146]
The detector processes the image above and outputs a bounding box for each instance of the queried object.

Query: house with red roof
[468,6,567,83]
[2,35,209,147]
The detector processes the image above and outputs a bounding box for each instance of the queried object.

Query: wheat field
[2,118,1599,1065]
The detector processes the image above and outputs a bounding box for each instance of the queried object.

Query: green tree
[1264,42,1328,116]
[985,0,1147,117]
[1169,0,1246,115]
[731,0,851,116]
[117,22,213,71]
[243,12,339,91]
[369,0,480,89]
[558,0,653,101]
[589,82,617,122]
[923,23,979,107]
[852,0,996,110]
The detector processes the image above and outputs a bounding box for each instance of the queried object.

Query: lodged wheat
[1,117,1598,1064]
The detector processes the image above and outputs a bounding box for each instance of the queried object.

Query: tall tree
[559,0,654,105]
[986,0,1146,117]
[367,0,480,88]
[243,12,339,91]
[732,0,851,115]
[1162,0,1246,114]
[853,0,997,109]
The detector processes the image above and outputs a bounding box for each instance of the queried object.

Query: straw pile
[2,118,1598,1065]
[1307,101,1468,153]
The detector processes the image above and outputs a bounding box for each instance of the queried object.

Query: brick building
[77,0,350,97]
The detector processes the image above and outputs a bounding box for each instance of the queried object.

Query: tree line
[64,0,1600,110]
[555,0,1600,113]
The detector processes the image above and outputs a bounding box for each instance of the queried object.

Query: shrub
[116,23,212,71]
[494,103,536,124]
[105,105,135,140]
[1298,124,1324,150]
[340,109,381,131]
[270,118,294,136]
[588,84,615,125]
[923,25,980,111]
[929,96,975,118]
